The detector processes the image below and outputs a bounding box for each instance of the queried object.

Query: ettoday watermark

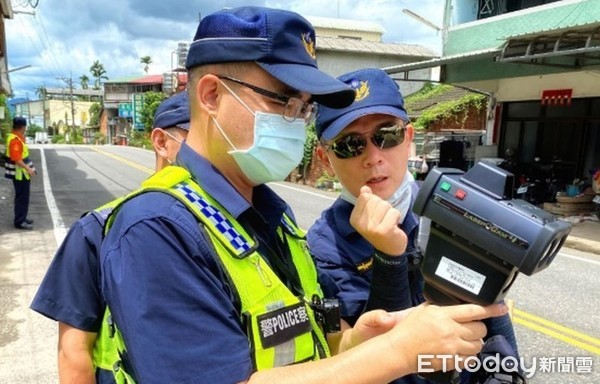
[418,354,594,378]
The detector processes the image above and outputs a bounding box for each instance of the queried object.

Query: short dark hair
[13,117,27,128]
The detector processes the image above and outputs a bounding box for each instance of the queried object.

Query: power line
[33,13,64,75]
[13,0,39,9]
[10,7,66,97]
[14,16,62,86]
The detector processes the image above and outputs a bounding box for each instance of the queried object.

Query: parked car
[35,132,49,144]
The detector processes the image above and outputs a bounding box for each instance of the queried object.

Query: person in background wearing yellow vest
[5,116,36,230]
[30,92,189,384]
[99,7,507,384]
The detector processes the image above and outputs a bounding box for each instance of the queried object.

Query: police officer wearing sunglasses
[96,7,509,383]
[308,68,519,384]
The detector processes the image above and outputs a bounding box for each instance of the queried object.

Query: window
[521,122,538,163]
[506,101,540,118]
[501,98,596,185]
[546,99,587,118]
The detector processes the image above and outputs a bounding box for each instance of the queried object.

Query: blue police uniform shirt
[100,142,296,384]
[307,183,519,384]
[308,190,431,384]
[307,188,424,324]
[31,211,106,332]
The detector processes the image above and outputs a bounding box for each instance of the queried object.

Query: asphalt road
[0,144,598,383]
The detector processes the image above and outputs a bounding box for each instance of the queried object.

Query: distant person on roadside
[30,92,190,384]
[4,116,36,230]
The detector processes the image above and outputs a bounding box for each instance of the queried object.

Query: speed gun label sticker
[435,257,486,295]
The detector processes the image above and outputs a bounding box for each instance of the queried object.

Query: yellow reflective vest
[4,132,34,180]
[93,166,330,383]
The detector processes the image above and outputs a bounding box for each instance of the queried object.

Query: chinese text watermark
[418,354,594,378]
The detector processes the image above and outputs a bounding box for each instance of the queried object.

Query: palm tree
[140,56,152,75]
[35,85,47,100]
[90,60,109,90]
[79,74,90,89]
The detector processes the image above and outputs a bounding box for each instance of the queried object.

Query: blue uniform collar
[175,142,288,227]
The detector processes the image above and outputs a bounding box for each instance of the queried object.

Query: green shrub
[128,130,151,148]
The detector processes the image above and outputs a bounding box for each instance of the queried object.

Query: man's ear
[406,123,415,143]
[151,128,168,157]
[196,74,220,118]
[316,145,336,178]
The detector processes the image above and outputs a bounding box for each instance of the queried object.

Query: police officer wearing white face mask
[151,91,190,169]
[30,92,190,383]
[98,8,507,384]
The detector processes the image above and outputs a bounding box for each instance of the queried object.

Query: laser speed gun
[412,161,572,306]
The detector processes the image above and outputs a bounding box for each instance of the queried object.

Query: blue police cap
[316,68,409,141]
[153,92,190,130]
[185,6,355,109]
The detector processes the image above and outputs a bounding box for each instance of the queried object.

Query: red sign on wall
[540,89,573,106]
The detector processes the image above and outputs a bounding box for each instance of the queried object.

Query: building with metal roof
[383,0,600,201]
[308,16,386,40]
[100,73,188,144]
[309,15,438,96]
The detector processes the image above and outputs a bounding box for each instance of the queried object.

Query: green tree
[88,102,102,127]
[140,55,152,75]
[35,85,47,100]
[26,124,43,139]
[93,131,106,145]
[79,74,90,89]
[298,123,317,184]
[90,60,109,90]
[0,93,12,143]
[139,91,165,132]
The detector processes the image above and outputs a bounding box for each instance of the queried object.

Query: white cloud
[5,0,444,99]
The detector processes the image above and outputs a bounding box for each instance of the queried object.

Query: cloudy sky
[6,0,445,100]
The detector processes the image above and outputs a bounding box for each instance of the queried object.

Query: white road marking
[559,252,600,266]
[270,182,337,201]
[40,148,67,246]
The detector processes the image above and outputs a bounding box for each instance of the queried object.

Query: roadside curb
[563,235,600,256]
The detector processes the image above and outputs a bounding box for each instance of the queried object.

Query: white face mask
[340,170,414,222]
[214,80,307,185]
[163,129,184,165]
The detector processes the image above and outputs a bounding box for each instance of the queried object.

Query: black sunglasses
[324,125,406,159]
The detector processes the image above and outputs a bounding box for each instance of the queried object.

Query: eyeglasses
[217,75,317,124]
[324,125,406,159]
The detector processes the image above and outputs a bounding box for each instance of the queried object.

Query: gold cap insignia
[301,33,316,59]
[350,80,370,102]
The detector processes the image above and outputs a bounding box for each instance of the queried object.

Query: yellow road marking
[90,146,153,174]
[513,309,600,355]
[514,309,600,347]
[90,145,600,356]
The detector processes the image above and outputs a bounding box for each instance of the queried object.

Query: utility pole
[25,92,32,126]
[42,90,47,133]
[69,72,75,135]
[57,72,76,142]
